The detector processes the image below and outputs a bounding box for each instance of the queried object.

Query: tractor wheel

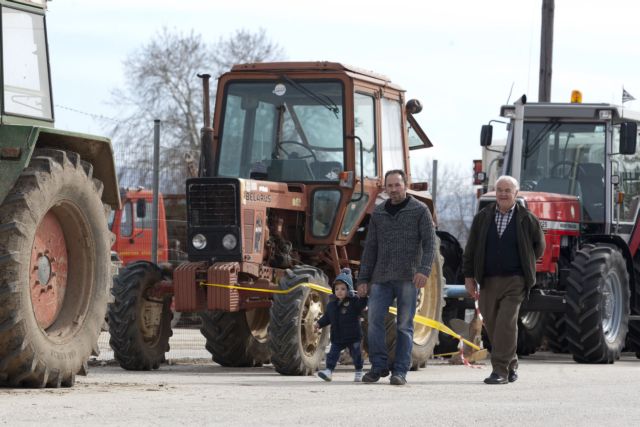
[200,309,271,367]
[566,244,630,363]
[0,149,110,387]
[545,312,569,353]
[432,302,465,356]
[268,266,330,375]
[516,311,546,356]
[108,261,172,370]
[363,241,445,370]
[627,256,640,359]
[433,232,464,356]
[436,231,464,284]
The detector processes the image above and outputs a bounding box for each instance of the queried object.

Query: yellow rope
[200,281,481,351]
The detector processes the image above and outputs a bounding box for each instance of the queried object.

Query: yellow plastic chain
[200,281,481,351]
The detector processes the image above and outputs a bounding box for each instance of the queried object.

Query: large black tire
[545,312,569,353]
[108,261,172,370]
[0,149,110,387]
[268,266,330,375]
[627,255,640,359]
[516,311,546,356]
[200,309,271,367]
[566,244,630,363]
[434,232,464,356]
[436,231,464,284]
[432,302,465,356]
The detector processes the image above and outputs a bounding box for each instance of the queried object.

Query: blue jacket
[317,296,368,344]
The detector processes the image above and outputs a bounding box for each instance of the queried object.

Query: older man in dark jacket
[463,175,545,385]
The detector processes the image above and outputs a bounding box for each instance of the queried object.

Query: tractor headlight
[222,233,237,250]
[192,233,207,250]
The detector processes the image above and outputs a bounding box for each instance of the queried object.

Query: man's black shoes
[389,374,407,386]
[484,372,508,385]
[362,369,390,383]
[508,369,518,383]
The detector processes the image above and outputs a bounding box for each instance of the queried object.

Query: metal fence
[108,123,207,361]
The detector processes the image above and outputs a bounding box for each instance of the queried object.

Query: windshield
[2,7,52,120]
[519,122,606,221]
[217,80,345,182]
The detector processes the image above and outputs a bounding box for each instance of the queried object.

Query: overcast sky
[45,0,640,178]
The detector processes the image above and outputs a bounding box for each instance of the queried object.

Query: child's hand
[313,322,320,332]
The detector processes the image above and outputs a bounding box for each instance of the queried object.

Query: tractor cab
[188,62,433,263]
[482,97,640,237]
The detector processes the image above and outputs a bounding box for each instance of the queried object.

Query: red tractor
[470,95,640,362]
[107,62,451,373]
[109,188,169,266]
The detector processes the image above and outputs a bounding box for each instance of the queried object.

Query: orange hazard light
[571,90,583,103]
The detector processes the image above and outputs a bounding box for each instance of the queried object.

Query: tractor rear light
[192,234,207,250]
[222,233,237,250]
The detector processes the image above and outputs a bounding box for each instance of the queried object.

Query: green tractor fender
[0,125,120,209]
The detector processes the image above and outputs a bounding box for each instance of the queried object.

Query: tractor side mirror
[136,198,147,219]
[480,124,493,147]
[620,122,637,155]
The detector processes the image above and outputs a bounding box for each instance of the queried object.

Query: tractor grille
[188,182,238,227]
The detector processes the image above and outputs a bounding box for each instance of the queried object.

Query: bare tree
[212,28,285,72]
[107,27,285,193]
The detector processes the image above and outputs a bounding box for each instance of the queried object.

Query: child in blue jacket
[314,268,368,382]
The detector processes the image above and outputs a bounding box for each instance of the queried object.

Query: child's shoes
[318,369,332,382]
[354,370,364,382]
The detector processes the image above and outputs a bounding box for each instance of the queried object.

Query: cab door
[334,89,380,242]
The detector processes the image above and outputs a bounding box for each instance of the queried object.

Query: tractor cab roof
[228,61,404,91]
[500,102,640,123]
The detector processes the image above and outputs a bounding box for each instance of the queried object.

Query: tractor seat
[535,177,576,195]
[577,163,605,222]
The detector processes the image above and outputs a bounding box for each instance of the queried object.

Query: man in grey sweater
[356,169,436,385]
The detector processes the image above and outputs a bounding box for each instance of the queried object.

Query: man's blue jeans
[367,280,417,376]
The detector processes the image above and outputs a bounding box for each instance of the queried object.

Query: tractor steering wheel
[550,161,575,178]
[274,140,318,162]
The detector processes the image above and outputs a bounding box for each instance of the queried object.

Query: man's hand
[357,282,368,297]
[413,272,428,289]
[464,277,477,298]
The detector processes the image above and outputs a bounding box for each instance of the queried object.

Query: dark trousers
[325,341,363,371]
[479,275,526,377]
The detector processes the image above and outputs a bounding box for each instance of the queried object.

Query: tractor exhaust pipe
[197,73,214,177]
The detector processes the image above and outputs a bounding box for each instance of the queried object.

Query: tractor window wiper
[281,75,339,118]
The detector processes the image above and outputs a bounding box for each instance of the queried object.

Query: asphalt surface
[1,350,639,426]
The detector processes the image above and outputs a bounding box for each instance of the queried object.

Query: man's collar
[496,203,516,215]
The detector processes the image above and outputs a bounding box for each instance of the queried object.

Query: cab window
[354,93,377,178]
[380,98,404,172]
[120,202,133,237]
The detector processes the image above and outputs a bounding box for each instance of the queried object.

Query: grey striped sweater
[357,196,436,284]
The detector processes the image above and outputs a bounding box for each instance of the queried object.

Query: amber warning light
[571,90,583,103]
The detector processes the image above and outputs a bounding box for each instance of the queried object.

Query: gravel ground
[1,345,639,426]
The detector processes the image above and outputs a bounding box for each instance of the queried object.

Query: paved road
[1,351,639,426]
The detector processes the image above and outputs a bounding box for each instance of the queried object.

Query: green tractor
[0,0,119,387]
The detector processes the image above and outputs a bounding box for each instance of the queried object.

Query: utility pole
[538,0,554,102]
[151,119,161,265]
[431,159,438,207]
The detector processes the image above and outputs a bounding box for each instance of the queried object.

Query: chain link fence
[105,128,208,363]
